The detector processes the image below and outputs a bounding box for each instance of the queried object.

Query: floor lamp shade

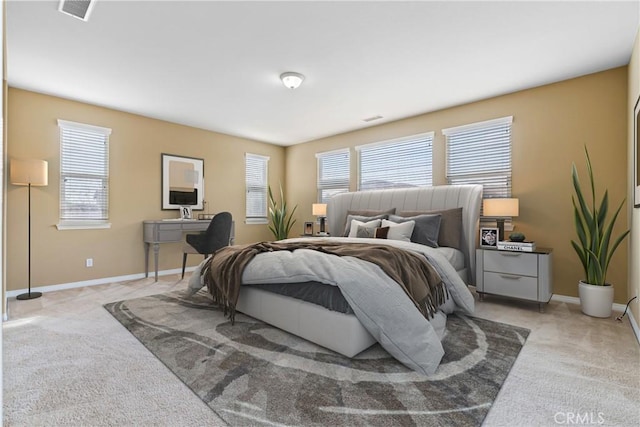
[10,158,48,301]
[10,159,48,186]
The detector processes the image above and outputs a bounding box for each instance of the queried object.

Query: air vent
[58,0,95,22]
[363,115,383,123]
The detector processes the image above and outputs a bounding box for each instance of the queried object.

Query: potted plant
[268,184,297,240]
[571,146,630,317]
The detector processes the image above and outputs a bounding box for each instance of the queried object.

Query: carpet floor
[104,289,529,426]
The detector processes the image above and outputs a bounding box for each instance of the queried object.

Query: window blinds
[316,148,350,203]
[356,132,434,191]
[245,153,269,223]
[58,120,111,221]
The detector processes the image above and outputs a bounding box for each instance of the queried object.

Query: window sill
[56,222,112,230]
[245,218,268,225]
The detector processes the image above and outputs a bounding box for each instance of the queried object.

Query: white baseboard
[628,310,639,345]
[550,294,627,313]
[5,266,197,298]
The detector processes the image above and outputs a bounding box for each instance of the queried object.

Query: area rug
[104,290,529,426]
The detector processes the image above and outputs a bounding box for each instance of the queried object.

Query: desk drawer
[484,251,537,276]
[483,272,538,301]
[183,222,208,231]
[158,229,183,242]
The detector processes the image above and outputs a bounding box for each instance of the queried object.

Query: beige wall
[628,29,640,326]
[287,67,629,303]
[6,88,285,291]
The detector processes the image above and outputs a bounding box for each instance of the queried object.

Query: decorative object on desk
[162,153,204,210]
[268,184,297,240]
[509,231,525,242]
[303,221,314,236]
[180,206,192,220]
[10,158,48,300]
[182,212,233,279]
[497,240,536,252]
[483,198,519,241]
[198,213,215,220]
[312,203,328,236]
[571,146,630,318]
[480,227,499,248]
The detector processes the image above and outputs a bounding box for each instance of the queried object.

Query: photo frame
[480,227,499,248]
[634,96,640,208]
[303,222,314,236]
[162,154,204,210]
[180,206,192,220]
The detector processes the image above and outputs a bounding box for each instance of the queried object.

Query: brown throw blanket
[201,241,447,324]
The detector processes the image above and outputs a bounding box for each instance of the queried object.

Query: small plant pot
[578,280,614,318]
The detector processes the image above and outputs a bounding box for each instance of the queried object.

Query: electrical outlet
[86,258,93,267]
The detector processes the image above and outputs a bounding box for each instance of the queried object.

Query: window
[316,148,350,203]
[444,116,513,222]
[356,132,434,190]
[57,119,111,230]
[245,153,269,224]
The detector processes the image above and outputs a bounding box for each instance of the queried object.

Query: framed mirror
[161,153,204,210]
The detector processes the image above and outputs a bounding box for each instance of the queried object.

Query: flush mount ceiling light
[280,72,305,89]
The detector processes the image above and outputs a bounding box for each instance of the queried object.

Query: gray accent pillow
[389,213,441,248]
[399,207,463,250]
[342,208,396,237]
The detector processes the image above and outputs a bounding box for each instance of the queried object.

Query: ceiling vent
[58,0,95,22]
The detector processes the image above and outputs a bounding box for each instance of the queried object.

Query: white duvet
[190,237,474,375]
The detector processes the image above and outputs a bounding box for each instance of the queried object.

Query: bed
[192,185,483,374]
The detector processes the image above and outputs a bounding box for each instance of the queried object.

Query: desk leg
[153,243,160,282]
[144,242,150,278]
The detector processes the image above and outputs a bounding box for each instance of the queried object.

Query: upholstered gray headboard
[327,185,483,284]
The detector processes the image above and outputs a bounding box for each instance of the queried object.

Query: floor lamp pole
[17,183,42,300]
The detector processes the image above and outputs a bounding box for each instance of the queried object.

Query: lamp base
[16,291,42,300]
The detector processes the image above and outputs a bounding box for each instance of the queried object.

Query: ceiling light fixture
[280,72,305,89]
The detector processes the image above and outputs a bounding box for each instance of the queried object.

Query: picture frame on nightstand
[303,222,314,236]
[480,227,499,248]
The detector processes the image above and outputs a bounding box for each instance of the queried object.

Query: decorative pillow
[356,225,376,238]
[381,219,415,242]
[374,226,389,239]
[399,208,463,250]
[342,208,396,236]
[348,219,382,238]
[389,214,441,248]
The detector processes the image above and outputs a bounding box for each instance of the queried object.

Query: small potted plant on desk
[571,146,630,318]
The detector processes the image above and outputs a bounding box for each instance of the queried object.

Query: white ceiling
[6,1,639,146]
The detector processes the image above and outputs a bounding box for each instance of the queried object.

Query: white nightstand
[475,247,553,312]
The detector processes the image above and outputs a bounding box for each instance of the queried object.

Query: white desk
[143,219,234,281]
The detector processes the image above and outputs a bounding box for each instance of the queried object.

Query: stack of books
[497,240,536,252]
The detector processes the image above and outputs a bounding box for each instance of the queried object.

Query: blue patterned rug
[104,290,529,426]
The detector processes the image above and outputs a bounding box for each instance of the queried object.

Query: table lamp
[483,198,519,241]
[312,203,328,236]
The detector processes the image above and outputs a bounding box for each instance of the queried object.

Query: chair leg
[182,253,188,279]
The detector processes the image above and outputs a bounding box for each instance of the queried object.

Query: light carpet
[105,289,530,426]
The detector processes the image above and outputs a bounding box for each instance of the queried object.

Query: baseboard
[550,294,627,312]
[5,266,197,298]
[628,310,640,345]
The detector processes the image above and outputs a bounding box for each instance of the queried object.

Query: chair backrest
[202,212,233,253]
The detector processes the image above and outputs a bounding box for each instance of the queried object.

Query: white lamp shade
[312,203,327,216]
[483,198,519,217]
[10,159,48,186]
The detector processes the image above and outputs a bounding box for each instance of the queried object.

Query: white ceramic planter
[578,280,614,318]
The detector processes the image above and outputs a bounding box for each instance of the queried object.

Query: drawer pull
[499,274,521,280]
[499,253,522,257]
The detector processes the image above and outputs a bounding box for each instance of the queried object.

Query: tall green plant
[571,146,629,285]
[268,184,297,240]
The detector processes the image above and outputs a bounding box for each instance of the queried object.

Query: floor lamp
[10,159,48,300]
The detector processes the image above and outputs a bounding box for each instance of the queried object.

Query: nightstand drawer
[483,272,538,300]
[484,251,537,277]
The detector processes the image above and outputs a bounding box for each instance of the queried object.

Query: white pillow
[381,219,415,242]
[348,219,382,238]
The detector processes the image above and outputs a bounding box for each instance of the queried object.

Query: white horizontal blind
[356,132,434,191]
[58,120,111,221]
[245,153,269,222]
[444,116,513,221]
[316,149,350,203]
